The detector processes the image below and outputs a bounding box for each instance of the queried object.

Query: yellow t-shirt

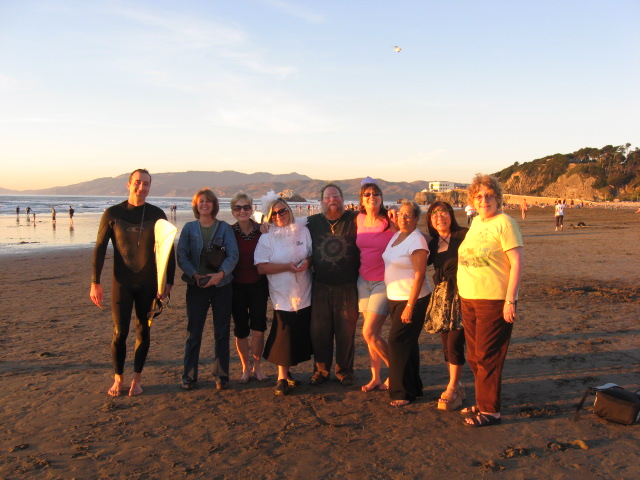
[457,213,523,300]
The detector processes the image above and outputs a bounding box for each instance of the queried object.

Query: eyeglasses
[273,208,289,217]
[233,205,252,212]
[430,210,450,217]
[362,193,381,198]
[474,194,495,202]
[397,213,414,220]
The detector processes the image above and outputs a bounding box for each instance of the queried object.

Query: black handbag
[575,383,640,425]
[593,385,640,425]
[205,221,226,271]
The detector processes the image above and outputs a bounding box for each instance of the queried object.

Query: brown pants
[461,298,513,413]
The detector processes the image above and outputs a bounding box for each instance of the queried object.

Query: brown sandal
[438,390,463,411]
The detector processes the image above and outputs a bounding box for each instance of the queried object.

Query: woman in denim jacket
[177,188,239,391]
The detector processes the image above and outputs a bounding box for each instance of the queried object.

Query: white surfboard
[149,219,177,326]
[154,219,177,295]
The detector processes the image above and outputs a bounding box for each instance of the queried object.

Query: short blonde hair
[231,192,253,209]
[266,198,293,225]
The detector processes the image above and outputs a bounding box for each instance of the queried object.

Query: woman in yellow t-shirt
[457,174,524,427]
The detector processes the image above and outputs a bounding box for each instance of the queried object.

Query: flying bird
[393,46,402,53]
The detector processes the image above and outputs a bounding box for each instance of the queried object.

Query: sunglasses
[273,208,289,217]
[233,205,252,212]
[147,297,170,327]
[362,193,381,198]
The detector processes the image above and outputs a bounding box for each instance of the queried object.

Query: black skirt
[263,306,312,367]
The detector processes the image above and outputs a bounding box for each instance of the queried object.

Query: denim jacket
[177,219,239,287]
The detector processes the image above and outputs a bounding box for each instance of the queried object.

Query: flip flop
[463,413,502,427]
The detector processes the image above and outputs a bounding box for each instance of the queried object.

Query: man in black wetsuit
[89,169,175,396]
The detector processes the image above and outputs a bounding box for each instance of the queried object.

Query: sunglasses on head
[233,205,252,212]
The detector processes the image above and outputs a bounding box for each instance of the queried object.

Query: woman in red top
[230,192,269,383]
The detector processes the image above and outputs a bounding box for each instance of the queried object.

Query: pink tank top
[356,213,394,282]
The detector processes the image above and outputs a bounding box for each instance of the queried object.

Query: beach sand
[1,207,639,479]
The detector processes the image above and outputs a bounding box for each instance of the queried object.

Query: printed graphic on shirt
[316,234,351,269]
[459,230,492,268]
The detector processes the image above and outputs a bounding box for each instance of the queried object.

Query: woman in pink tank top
[356,180,396,392]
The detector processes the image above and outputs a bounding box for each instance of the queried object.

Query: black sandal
[463,413,501,427]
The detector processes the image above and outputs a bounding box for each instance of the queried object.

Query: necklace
[137,203,146,247]
[324,214,340,235]
[439,233,450,246]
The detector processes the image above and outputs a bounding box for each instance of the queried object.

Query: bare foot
[239,371,250,384]
[361,379,381,392]
[378,378,389,391]
[129,373,143,396]
[460,405,480,416]
[390,400,410,407]
[252,365,268,382]
[108,375,124,396]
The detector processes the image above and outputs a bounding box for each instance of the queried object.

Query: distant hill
[6,170,430,201]
[493,144,639,201]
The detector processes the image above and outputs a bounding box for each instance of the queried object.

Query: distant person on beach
[230,192,269,383]
[16,206,20,216]
[464,204,475,226]
[26,206,31,216]
[457,174,523,427]
[425,201,468,411]
[51,207,56,222]
[68,206,75,225]
[306,184,360,387]
[521,199,528,220]
[177,188,238,392]
[555,200,565,231]
[255,198,312,396]
[90,169,176,397]
[356,179,396,392]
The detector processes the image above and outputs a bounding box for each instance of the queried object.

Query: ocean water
[0,195,319,255]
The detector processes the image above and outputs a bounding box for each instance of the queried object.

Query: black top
[306,210,360,285]
[427,228,468,287]
[92,200,176,286]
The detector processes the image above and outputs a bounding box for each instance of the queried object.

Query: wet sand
[1,207,639,479]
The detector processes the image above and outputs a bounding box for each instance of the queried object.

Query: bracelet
[407,303,413,307]
[505,300,517,305]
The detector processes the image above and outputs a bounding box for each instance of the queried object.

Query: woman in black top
[426,201,468,411]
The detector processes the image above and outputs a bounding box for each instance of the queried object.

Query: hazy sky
[1,0,638,191]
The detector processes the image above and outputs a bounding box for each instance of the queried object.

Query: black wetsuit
[92,201,176,375]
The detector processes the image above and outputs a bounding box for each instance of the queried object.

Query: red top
[232,222,263,284]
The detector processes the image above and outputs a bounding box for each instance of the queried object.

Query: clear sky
[1,0,638,191]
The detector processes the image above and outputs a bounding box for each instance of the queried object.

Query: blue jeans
[183,282,232,384]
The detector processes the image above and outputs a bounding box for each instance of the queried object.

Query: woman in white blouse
[382,201,431,407]
[254,198,312,396]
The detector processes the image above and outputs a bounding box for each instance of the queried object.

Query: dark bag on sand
[593,385,640,425]
[205,221,227,271]
[575,383,640,425]
[424,280,463,333]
